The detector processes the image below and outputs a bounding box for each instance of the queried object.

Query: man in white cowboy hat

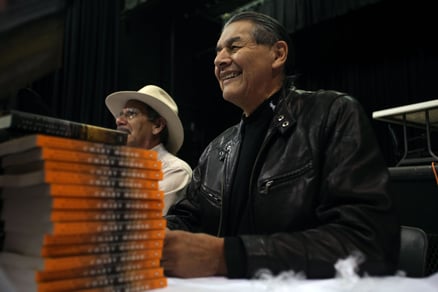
[105,85,192,215]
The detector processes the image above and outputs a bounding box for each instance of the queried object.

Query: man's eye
[118,108,140,119]
[225,45,241,54]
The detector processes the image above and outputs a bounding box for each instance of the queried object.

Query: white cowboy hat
[105,85,184,154]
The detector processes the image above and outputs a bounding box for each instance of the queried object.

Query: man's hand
[161,230,227,278]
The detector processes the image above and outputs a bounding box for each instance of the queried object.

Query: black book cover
[0,110,127,145]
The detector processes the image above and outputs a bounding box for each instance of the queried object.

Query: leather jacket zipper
[260,179,274,194]
[217,144,232,236]
[217,180,224,237]
[259,161,313,195]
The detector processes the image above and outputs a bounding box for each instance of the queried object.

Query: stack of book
[0,110,128,145]
[0,113,168,291]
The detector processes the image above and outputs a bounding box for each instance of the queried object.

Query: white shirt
[152,143,192,215]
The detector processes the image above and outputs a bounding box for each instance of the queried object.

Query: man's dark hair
[224,11,294,75]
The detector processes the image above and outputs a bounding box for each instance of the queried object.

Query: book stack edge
[0,111,167,292]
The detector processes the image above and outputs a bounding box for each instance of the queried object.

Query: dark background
[1,0,437,275]
[2,0,437,167]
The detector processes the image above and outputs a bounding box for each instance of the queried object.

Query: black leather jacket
[166,79,400,278]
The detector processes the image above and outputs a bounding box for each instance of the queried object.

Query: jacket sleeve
[239,95,400,278]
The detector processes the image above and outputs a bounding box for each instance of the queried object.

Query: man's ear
[272,40,288,69]
[152,117,166,135]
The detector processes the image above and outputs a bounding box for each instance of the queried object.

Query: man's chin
[222,92,241,108]
[222,89,236,101]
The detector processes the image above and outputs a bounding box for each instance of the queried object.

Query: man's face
[115,100,158,148]
[214,20,278,115]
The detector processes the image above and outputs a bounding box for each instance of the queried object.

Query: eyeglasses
[117,108,142,120]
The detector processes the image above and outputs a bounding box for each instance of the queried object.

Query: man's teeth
[223,72,240,80]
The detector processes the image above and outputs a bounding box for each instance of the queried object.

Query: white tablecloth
[151,273,438,292]
[1,265,438,292]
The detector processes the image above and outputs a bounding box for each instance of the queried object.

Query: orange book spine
[41,160,163,180]
[35,259,161,282]
[41,239,163,257]
[41,249,163,271]
[43,230,166,246]
[50,209,163,221]
[33,134,159,159]
[51,197,164,210]
[40,148,161,169]
[50,183,164,199]
[37,267,164,292]
[49,219,167,235]
[43,170,160,189]
[1,184,164,200]
[51,184,164,199]
[75,277,167,292]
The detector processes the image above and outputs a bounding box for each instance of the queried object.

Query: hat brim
[105,91,184,154]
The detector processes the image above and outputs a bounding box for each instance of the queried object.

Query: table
[153,273,438,292]
[1,267,437,291]
[372,99,438,128]
[372,99,438,166]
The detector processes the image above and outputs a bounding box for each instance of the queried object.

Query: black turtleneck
[224,91,280,278]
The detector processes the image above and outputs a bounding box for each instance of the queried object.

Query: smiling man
[105,85,192,215]
[162,11,400,279]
